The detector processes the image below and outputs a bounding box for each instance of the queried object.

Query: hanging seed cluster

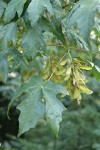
[42,57,93,103]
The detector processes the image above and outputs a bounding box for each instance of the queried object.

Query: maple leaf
[4,0,27,22]
[27,0,53,26]
[66,0,99,41]
[8,76,68,137]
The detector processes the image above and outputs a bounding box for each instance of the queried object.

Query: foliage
[1,77,100,150]
[0,0,100,137]
[8,76,68,137]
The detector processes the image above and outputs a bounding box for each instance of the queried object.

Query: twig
[47,43,100,57]
[47,43,64,47]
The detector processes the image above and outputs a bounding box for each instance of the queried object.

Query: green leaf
[40,17,66,44]
[55,0,61,6]
[10,49,28,69]
[4,0,27,22]
[92,65,100,80]
[0,51,8,60]
[89,62,100,81]
[52,1,64,18]
[0,0,7,17]
[17,93,45,137]
[27,0,53,26]
[22,25,45,51]
[8,76,68,137]
[0,22,17,50]
[65,29,88,49]
[40,17,57,34]
[67,0,99,41]
[43,81,67,137]
[0,48,28,70]
[0,56,8,82]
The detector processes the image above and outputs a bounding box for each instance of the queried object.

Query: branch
[47,43,64,47]
[47,43,100,57]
